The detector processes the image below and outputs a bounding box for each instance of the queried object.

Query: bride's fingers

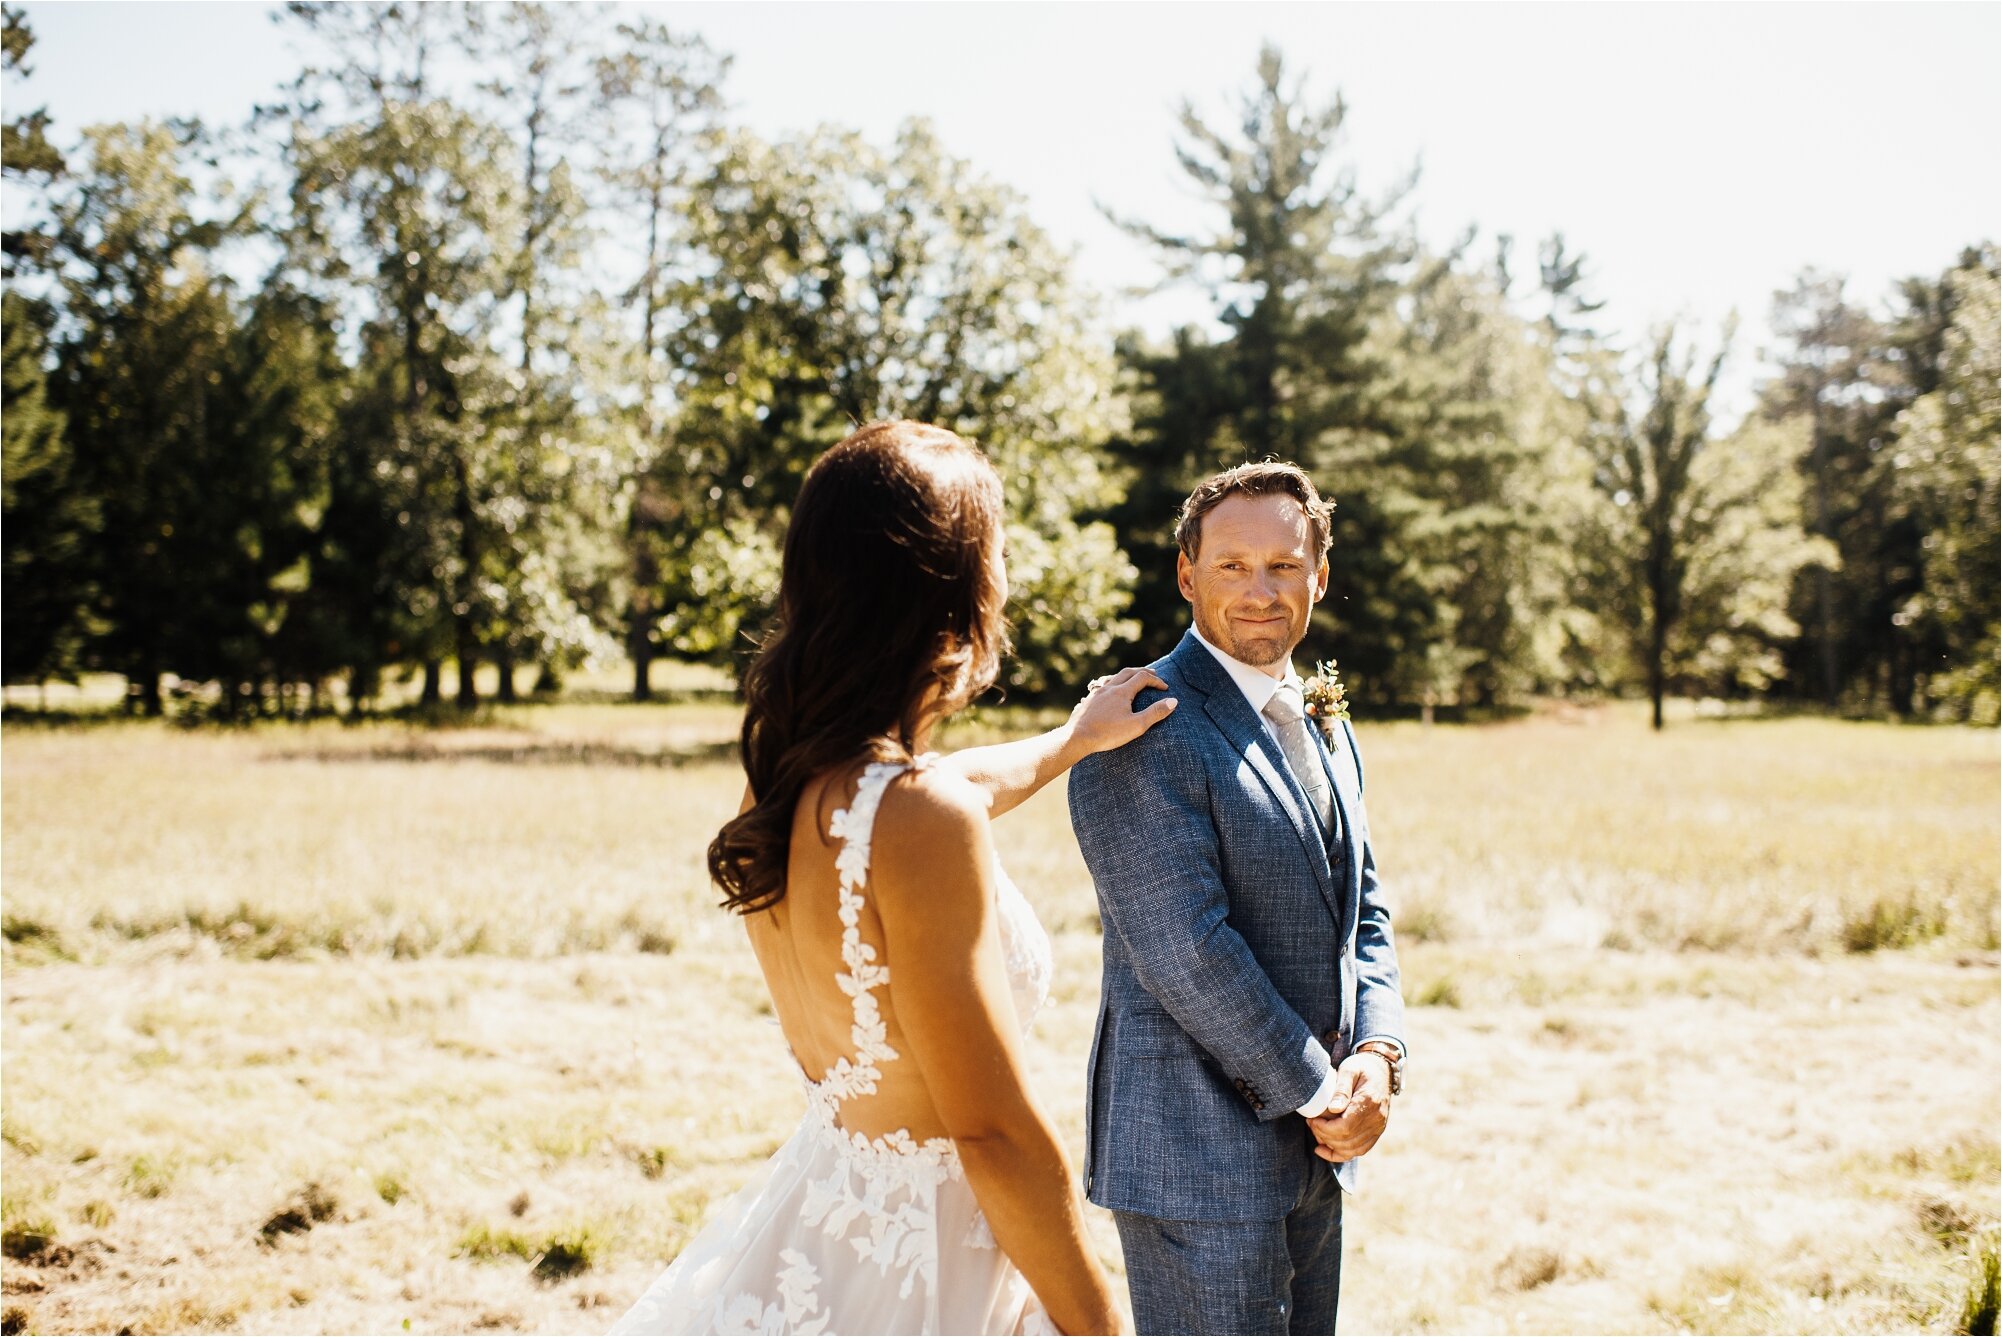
[1107,669,1169,701]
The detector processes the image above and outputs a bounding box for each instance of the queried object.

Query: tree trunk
[140,667,163,718]
[347,666,375,720]
[1648,622,1667,732]
[532,659,560,696]
[421,658,442,707]
[495,649,516,704]
[454,626,479,709]
[631,625,653,702]
[1810,393,1839,709]
[1889,634,1915,718]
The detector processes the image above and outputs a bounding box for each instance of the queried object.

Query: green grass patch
[0,914,70,963]
[457,1220,539,1262]
[1964,1231,2000,1336]
[457,1220,602,1281]
[1412,973,1462,1008]
[122,1152,180,1199]
[0,1218,58,1262]
[1844,894,1954,953]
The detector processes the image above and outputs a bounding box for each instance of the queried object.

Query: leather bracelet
[1350,1041,1404,1096]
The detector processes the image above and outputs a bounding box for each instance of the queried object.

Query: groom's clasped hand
[1305,1058,1391,1163]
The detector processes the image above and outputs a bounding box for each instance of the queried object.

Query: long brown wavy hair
[706,421,1009,914]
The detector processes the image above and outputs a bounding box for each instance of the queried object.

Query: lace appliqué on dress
[701,1250,830,1336]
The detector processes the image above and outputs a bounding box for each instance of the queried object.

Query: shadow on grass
[260,737,740,769]
[0,704,132,729]
[3,689,740,731]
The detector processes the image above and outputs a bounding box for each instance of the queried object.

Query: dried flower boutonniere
[1301,659,1350,746]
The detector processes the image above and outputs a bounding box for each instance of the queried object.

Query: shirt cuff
[1295,1066,1343,1118]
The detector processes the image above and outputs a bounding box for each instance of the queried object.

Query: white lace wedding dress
[612,761,1058,1336]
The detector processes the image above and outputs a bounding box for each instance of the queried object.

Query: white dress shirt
[1188,625,1401,1119]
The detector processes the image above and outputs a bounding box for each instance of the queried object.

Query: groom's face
[1176,493,1329,672]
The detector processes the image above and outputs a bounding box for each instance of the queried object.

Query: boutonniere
[1302,659,1350,745]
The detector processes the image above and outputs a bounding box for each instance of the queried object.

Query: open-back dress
[612,761,1057,1336]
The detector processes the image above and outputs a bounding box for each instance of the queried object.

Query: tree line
[3,5,1995,727]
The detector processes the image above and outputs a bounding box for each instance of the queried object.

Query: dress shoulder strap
[818,760,909,1101]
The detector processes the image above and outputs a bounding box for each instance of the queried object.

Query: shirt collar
[1190,623,1300,718]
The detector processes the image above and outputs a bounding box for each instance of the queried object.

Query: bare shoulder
[869,764,994,915]
[874,763,991,853]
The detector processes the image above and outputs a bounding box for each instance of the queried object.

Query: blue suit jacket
[1068,630,1406,1221]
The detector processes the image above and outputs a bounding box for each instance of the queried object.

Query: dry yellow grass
[2,699,1997,1334]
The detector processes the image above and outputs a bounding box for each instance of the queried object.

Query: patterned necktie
[1262,681,1335,835]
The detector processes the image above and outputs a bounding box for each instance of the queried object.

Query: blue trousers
[1112,1166,1344,1335]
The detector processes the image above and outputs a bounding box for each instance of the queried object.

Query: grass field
[2,693,1997,1334]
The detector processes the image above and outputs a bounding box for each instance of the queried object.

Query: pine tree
[1888,246,2000,721]
[47,121,246,715]
[1,3,63,275]
[2,289,95,686]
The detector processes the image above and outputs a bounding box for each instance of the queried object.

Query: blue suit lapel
[1313,726,1360,938]
[1170,633,1342,923]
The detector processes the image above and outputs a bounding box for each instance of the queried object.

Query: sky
[9,1,2001,423]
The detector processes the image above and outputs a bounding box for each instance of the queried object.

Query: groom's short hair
[1174,461,1335,562]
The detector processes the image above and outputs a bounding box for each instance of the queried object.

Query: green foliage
[1,290,95,683]
[1,3,63,273]
[46,120,251,713]
[1107,45,1573,705]
[655,118,1135,692]
[1673,416,1835,695]
[1108,44,1420,664]
[1763,251,2001,721]
[1575,324,1829,727]
[0,17,1989,720]
[590,15,730,697]
[658,518,779,660]
[1889,249,2000,724]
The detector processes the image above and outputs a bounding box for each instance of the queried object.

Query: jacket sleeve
[1343,719,1406,1055]
[1069,705,1330,1120]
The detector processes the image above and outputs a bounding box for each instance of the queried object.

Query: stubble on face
[1178,493,1327,673]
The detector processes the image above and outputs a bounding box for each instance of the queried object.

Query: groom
[1069,462,1407,1335]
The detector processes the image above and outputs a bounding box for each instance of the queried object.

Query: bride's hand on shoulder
[1069,667,1177,756]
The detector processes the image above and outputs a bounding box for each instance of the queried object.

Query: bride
[612,421,1171,1336]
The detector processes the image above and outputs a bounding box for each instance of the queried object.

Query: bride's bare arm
[941,667,1175,820]
[871,770,1130,1337]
